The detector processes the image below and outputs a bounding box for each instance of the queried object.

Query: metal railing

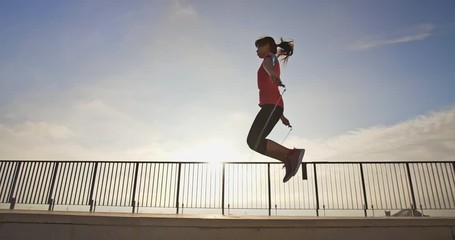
[1,160,454,216]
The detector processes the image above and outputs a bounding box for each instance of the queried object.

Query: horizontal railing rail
[1,160,454,216]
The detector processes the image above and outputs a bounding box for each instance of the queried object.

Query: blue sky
[1,0,454,161]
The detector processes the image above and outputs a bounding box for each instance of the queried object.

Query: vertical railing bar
[61,163,70,205]
[55,162,64,206]
[108,162,116,206]
[113,163,120,206]
[399,164,409,209]
[154,162,160,208]
[383,164,392,210]
[222,163,226,215]
[164,163,170,207]
[352,164,360,209]
[16,162,30,204]
[413,163,423,208]
[336,164,342,209]
[118,163,125,206]
[348,164,355,209]
[368,165,376,210]
[122,163,129,206]
[0,162,9,202]
[114,163,121,206]
[267,163,271,216]
[438,163,449,209]
[443,163,454,208]
[32,162,43,204]
[8,161,22,208]
[169,164,175,208]
[0,162,6,202]
[80,163,89,205]
[124,163,131,206]
[104,163,111,207]
[206,164,210,209]
[376,164,384,210]
[342,164,348,210]
[40,162,54,203]
[170,163,175,208]
[147,163,153,207]
[314,163,320,216]
[426,163,435,209]
[137,163,144,208]
[432,163,443,209]
[434,163,443,209]
[185,164,191,208]
[422,163,432,209]
[47,162,59,210]
[34,162,45,204]
[72,162,81,205]
[391,163,398,210]
[157,163,163,208]
[406,163,417,210]
[68,162,77,206]
[25,162,37,204]
[28,162,43,204]
[359,164,368,216]
[88,162,99,211]
[100,163,108,207]
[193,164,198,208]
[201,163,205,209]
[394,163,402,209]
[61,163,71,205]
[76,163,85,205]
[153,163,160,207]
[130,162,139,213]
[175,163,182,214]
[447,162,455,209]
[84,163,92,205]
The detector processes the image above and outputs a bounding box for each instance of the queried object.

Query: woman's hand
[280,115,292,127]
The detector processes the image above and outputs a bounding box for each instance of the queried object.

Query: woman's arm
[263,57,284,87]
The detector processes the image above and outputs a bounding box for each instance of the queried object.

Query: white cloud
[288,106,455,161]
[351,24,434,50]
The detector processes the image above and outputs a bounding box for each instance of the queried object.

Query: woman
[246,36,305,183]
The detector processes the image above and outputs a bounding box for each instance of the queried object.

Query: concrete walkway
[1,210,455,240]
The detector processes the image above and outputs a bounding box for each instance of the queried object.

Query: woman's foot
[283,149,298,182]
[289,148,305,177]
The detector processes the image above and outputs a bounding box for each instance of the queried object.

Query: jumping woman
[247,36,305,183]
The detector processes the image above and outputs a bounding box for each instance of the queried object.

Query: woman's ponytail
[277,38,294,64]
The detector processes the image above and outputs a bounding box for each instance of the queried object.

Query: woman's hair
[255,36,294,64]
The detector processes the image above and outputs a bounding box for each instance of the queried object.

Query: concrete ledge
[1,210,455,240]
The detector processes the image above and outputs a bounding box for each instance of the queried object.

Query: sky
[0,0,454,162]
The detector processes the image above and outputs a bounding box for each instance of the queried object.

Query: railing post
[406,163,417,210]
[222,163,226,215]
[313,163,320,216]
[267,163,272,216]
[359,163,368,217]
[8,162,22,210]
[131,163,140,213]
[47,162,59,211]
[175,163,182,214]
[88,162,98,212]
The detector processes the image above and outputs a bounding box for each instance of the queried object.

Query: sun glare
[170,141,239,164]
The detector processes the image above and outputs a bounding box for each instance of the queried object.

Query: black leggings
[247,104,283,154]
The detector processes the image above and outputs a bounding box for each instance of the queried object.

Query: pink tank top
[257,56,283,108]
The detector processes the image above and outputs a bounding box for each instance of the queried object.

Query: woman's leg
[264,139,290,162]
[247,105,290,162]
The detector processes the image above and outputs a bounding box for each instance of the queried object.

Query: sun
[170,141,239,163]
